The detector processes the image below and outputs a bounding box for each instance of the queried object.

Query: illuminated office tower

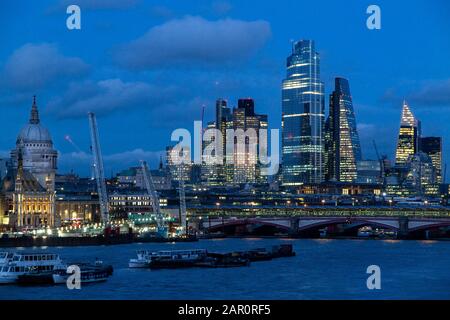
[326,78,362,182]
[227,98,267,184]
[281,40,325,185]
[420,136,443,184]
[395,101,421,166]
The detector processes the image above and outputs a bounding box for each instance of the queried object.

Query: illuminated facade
[10,97,58,192]
[325,78,362,182]
[282,40,325,186]
[1,150,55,228]
[403,152,437,196]
[395,101,420,166]
[229,99,267,184]
[420,137,442,184]
[0,97,57,229]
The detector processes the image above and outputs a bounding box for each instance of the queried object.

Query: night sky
[0,0,449,178]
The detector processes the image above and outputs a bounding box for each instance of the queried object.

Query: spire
[30,95,40,124]
[400,100,417,127]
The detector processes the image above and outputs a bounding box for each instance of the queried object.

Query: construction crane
[141,161,167,237]
[178,180,187,236]
[88,112,109,225]
[372,140,385,180]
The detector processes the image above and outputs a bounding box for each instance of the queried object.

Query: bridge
[198,216,450,238]
[189,206,450,238]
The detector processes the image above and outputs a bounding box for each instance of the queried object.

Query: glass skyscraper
[281,40,325,185]
[420,136,443,184]
[395,101,420,166]
[325,77,362,182]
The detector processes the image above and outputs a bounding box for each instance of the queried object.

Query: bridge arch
[298,217,400,233]
[206,218,292,234]
[408,221,450,232]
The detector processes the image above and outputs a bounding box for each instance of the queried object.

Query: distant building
[420,137,443,184]
[395,101,421,166]
[228,98,268,184]
[166,145,192,183]
[116,161,171,191]
[403,152,438,197]
[356,160,382,184]
[386,152,438,197]
[10,97,58,192]
[1,97,58,229]
[55,175,99,224]
[1,148,56,228]
[282,40,325,186]
[325,78,362,182]
[201,120,223,186]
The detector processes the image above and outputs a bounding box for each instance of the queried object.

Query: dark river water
[1,238,450,300]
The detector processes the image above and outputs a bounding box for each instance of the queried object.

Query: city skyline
[0,0,449,177]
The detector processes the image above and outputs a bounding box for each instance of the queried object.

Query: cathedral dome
[16,96,53,145]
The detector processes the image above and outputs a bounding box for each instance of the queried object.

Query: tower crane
[141,161,167,237]
[178,180,187,236]
[372,140,385,181]
[88,112,109,226]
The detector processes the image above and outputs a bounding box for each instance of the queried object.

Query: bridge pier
[398,216,409,239]
[289,218,299,236]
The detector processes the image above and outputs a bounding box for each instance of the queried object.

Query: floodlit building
[282,40,325,186]
[325,78,362,182]
[420,136,443,184]
[395,101,420,166]
[0,97,58,229]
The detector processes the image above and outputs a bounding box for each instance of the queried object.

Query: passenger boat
[17,271,56,285]
[128,250,157,268]
[0,252,65,284]
[0,252,13,265]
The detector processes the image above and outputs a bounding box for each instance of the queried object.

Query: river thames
[1,238,450,300]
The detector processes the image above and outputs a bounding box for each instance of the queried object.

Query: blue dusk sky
[0,0,449,177]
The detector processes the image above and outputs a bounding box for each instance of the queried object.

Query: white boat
[358,227,373,238]
[0,252,13,265]
[0,252,65,284]
[128,249,207,268]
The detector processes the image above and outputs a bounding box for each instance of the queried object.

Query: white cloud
[47,78,183,118]
[3,43,89,90]
[115,16,271,69]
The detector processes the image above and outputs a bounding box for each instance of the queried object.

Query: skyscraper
[325,78,362,182]
[420,137,443,184]
[282,40,325,186]
[395,101,420,166]
[229,98,267,184]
